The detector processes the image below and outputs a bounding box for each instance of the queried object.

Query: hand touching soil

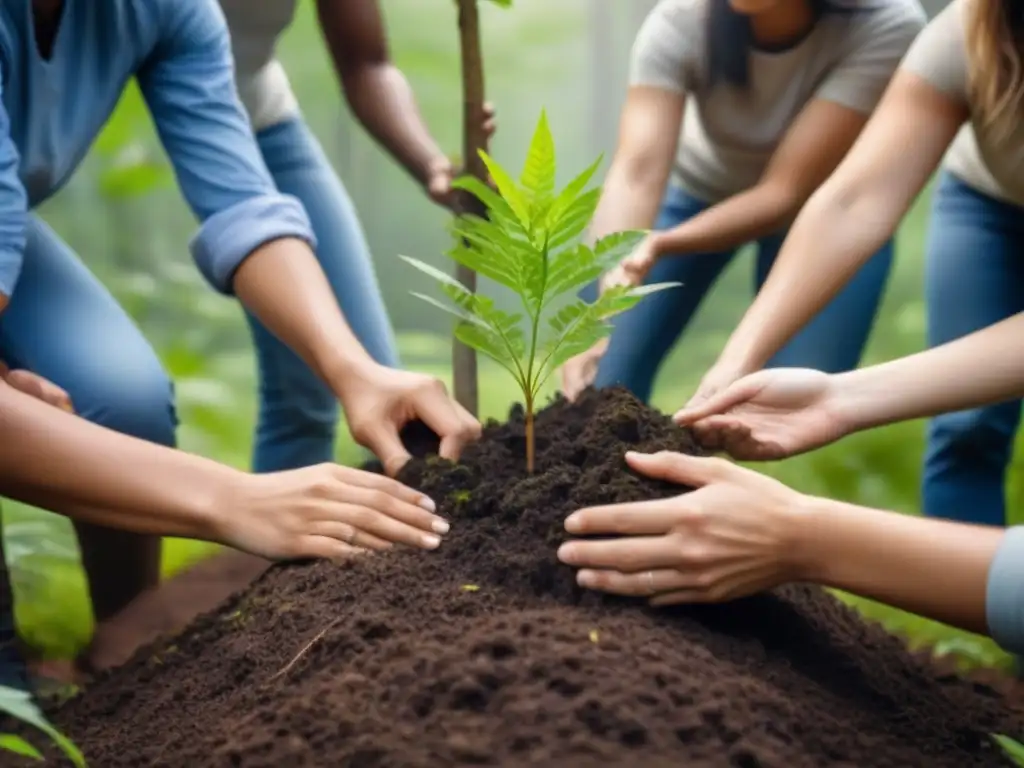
[217,463,449,560]
[673,367,849,460]
[559,451,808,604]
[340,363,481,476]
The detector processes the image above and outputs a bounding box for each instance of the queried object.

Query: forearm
[718,187,897,371]
[794,496,1001,635]
[0,381,233,539]
[315,0,441,185]
[340,66,443,186]
[652,182,796,258]
[588,163,664,244]
[830,312,1024,433]
[232,237,375,392]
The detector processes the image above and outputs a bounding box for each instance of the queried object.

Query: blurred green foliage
[3,0,1019,675]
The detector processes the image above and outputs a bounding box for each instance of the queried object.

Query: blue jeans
[0,116,399,671]
[592,185,895,402]
[922,172,1024,527]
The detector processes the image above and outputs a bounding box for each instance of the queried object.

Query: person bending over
[0,0,479,677]
[560,0,925,403]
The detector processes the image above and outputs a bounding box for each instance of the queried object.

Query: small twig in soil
[268,617,342,682]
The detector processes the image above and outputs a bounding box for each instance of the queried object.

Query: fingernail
[422,534,441,549]
[432,519,450,535]
[557,543,576,563]
[577,570,597,588]
[564,513,581,533]
[419,496,437,513]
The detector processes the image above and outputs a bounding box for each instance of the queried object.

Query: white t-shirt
[219,0,301,130]
[900,0,1024,208]
[630,0,926,203]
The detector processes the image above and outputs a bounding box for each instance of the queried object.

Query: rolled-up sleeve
[0,73,28,298]
[136,0,315,294]
[986,526,1024,654]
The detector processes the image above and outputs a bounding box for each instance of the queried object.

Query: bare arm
[587,86,683,242]
[829,312,1024,433]
[649,100,868,257]
[0,379,232,539]
[796,496,1001,636]
[232,238,375,391]
[316,0,444,187]
[716,72,968,372]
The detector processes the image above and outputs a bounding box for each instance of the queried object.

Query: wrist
[784,493,835,584]
[204,468,255,546]
[826,369,881,437]
[647,230,671,258]
[323,350,379,401]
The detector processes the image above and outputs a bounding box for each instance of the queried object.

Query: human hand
[0,361,74,412]
[557,451,810,605]
[426,102,497,210]
[559,337,609,403]
[339,363,481,476]
[601,233,660,291]
[672,368,847,460]
[218,463,450,560]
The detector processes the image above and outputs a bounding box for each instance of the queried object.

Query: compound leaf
[521,110,556,211]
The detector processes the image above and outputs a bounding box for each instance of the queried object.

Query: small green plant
[402,111,678,472]
[0,684,86,765]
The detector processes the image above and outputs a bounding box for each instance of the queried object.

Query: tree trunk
[454,0,488,417]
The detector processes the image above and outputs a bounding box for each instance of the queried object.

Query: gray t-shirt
[218,0,300,130]
[900,0,1024,208]
[630,0,927,203]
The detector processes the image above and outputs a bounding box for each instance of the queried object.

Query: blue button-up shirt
[0,0,316,295]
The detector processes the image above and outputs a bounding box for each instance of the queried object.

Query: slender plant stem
[525,395,536,473]
[453,0,489,417]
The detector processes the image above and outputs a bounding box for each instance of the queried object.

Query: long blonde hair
[966,0,1024,142]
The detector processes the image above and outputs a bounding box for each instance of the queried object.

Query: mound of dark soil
[30,389,1020,766]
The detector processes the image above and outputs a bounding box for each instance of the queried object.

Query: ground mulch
[11,388,1021,766]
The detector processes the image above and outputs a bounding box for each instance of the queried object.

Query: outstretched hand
[672,368,849,460]
[339,363,481,476]
[557,451,810,605]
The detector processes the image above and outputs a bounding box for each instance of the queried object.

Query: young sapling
[401,111,679,472]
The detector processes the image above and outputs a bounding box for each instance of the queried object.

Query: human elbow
[190,194,318,295]
[615,153,670,197]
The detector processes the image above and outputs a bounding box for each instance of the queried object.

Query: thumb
[357,423,412,478]
[625,451,731,487]
[673,376,762,425]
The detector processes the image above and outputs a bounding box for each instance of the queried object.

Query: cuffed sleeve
[0,72,28,298]
[137,0,315,295]
[986,526,1024,655]
[190,193,314,293]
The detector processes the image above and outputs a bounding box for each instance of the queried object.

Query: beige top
[900,0,1024,208]
[218,0,300,130]
[629,0,926,203]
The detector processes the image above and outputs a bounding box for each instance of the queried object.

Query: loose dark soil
[19,388,1022,766]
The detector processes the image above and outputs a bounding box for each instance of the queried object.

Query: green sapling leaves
[401,110,679,470]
